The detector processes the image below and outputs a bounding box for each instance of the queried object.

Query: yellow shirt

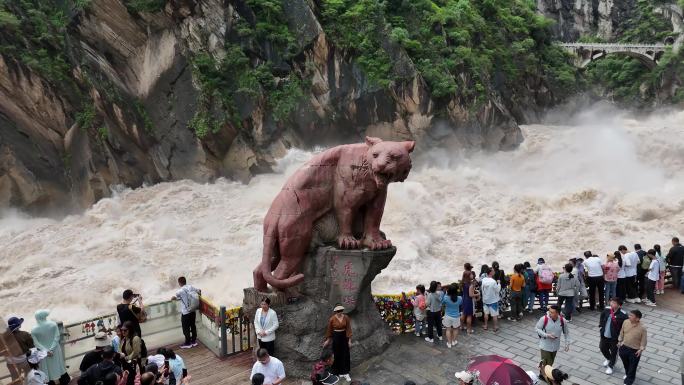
[510,274,525,292]
[618,320,647,350]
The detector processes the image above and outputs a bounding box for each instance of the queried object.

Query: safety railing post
[219,306,227,358]
[239,308,245,352]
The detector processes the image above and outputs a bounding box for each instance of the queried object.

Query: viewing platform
[2,278,682,385]
[169,291,684,385]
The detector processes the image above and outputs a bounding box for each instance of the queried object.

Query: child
[411,284,427,337]
[111,325,123,353]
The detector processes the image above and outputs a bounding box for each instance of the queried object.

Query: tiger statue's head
[365,136,415,189]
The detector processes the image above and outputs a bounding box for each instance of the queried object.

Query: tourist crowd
[405,238,684,385]
[2,276,200,385]
[4,238,683,385]
[248,238,684,385]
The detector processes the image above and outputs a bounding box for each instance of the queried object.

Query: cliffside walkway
[559,42,668,69]
[171,290,683,385]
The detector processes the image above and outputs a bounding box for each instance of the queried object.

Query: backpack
[640,256,651,270]
[180,287,200,312]
[187,289,200,312]
[417,295,426,311]
[140,337,148,358]
[539,265,554,284]
[539,315,565,338]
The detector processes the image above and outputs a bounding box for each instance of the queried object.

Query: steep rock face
[536,0,638,41]
[0,0,537,212]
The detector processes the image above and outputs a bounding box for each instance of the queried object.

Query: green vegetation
[320,0,394,88]
[651,47,684,103]
[134,101,154,134]
[618,0,673,43]
[319,0,579,100]
[123,0,166,13]
[188,111,222,139]
[97,126,109,142]
[73,0,91,11]
[586,57,651,103]
[0,0,71,84]
[75,104,96,129]
[188,0,311,138]
[244,0,297,57]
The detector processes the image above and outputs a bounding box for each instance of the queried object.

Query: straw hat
[94,331,111,348]
[607,253,615,261]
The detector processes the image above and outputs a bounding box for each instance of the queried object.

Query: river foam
[1,108,683,323]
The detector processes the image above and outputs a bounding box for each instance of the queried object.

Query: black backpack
[140,338,148,358]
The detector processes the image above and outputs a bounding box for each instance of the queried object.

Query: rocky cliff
[536,0,638,41]
[536,0,680,43]
[0,0,573,212]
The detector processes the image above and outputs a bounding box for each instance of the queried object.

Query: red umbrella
[467,355,533,385]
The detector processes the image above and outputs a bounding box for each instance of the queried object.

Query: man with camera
[117,290,145,338]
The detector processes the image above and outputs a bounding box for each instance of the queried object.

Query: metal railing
[559,42,667,49]
[195,299,252,358]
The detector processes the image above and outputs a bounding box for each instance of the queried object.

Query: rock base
[243,246,396,378]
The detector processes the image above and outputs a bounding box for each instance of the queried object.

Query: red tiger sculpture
[253,137,415,292]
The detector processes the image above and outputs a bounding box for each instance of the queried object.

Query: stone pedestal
[243,246,395,378]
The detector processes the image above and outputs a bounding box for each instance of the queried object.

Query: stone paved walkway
[352,298,683,385]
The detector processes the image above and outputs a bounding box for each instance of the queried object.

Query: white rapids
[1,107,683,323]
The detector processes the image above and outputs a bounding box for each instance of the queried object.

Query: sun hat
[333,305,345,312]
[454,371,473,382]
[7,317,24,331]
[94,331,111,348]
[607,253,615,261]
[27,348,48,365]
[543,365,566,382]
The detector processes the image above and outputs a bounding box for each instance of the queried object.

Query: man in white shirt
[251,348,286,385]
[481,267,501,332]
[584,254,605,311]
[621,246,641,303]
[171,276,201,348]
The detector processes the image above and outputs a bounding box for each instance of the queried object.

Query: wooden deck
[176,344,301,385]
